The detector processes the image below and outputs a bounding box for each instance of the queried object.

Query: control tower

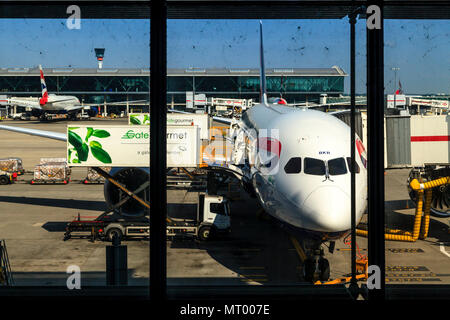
[94,48,105,69]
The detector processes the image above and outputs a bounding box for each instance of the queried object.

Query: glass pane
[0,9,150,290]
[384,17,450,290]
[166,18,367,293]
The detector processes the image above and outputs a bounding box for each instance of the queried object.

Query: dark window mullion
[150,0,167,302]
[367,1,385,301]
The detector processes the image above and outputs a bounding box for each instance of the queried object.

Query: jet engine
[408,165,450,217]
[87,106,99,117]
[104,167,149,216]
[31,109,43,118]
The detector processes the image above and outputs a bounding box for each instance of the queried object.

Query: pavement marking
[239,267,266,270]
[387,248,424,253]
[239,273,269,283]
[440,242,450,258]
[386,272,438,278]
[386,278,442,283]
[240,279,268,284]
[386,266,429,272]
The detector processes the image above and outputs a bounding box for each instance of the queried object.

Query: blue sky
[0,18,449,94]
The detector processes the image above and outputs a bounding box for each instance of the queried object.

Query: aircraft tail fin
[39,64,48,105]
[259,21,268,105]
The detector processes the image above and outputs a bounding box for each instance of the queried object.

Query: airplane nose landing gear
[301,245,330,283]
[302,258,330,283]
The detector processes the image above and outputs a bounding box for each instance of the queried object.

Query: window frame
[1,0,449,302]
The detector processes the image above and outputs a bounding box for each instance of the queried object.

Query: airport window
[304,157,326,176]
[166,13,374,302]
[383,15,450,295]
[0,2,151,294]
[2,0,449,304]
[284,157,302,174]
[328,158,347,176]
[346,157,360,174]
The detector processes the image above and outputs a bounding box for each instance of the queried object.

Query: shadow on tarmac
[0,195,106,211]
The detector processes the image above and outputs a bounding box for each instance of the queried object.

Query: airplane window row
[284,157,360,175]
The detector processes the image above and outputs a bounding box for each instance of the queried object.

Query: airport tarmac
[0,118,449,288]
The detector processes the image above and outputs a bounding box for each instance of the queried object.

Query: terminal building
[0,66,347,112]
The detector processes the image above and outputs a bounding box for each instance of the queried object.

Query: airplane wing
[167,109,194,115]
[328,109,351,116]
[50,98,82,104]
[168,108,233,125]
[86,100,149,107]
[212,116,232,125]
[63,105,84,112]
[0,125,66,141]
[292,100,367,109]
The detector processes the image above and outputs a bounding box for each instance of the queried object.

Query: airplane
[4,65,98,121]
[188,21,368,282]
[0,21,368,282]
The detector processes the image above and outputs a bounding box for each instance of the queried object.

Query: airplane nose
[302,186,351,232]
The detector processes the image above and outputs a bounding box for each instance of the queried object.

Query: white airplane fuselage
[42,94,81,111]
[235,103,367,239]
[7,94,80,111]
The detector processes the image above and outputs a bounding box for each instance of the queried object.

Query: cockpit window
[304,157,326,176]
[346,157,360,174]
[284,157,302,174]
[328,157,347,175]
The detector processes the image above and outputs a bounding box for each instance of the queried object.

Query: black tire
[302,259,316,283]
[0,175,10,185]
[198,226,212,241]
[319,258,330,282]
[106,228,123,242]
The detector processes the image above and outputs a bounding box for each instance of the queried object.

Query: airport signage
[387,94,406,108]
[129,113,210,140]
[409,98,449,109]
[186,92,207,109]
[67,125,200,167]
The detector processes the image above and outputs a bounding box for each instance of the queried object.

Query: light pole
[391,67,400,108]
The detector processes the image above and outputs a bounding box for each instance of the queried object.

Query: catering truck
[64,193,231,241]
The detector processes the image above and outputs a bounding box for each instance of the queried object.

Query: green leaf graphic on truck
[130,114,150,125]
[68,127,112,164]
